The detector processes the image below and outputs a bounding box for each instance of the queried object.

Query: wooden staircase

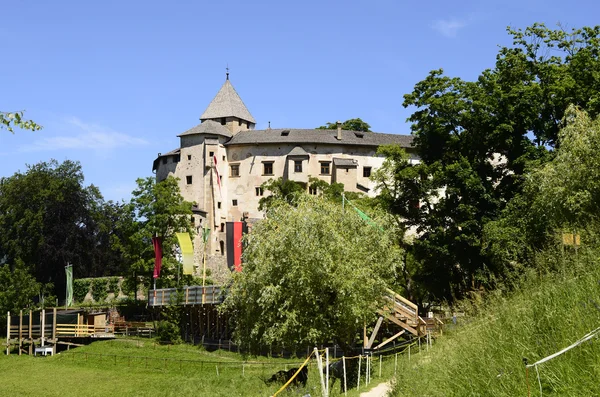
[367,289,442,351]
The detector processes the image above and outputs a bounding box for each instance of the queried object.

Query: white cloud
[20,117,148,152]
[431,18,467,38]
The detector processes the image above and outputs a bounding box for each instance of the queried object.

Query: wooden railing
[55,324,115,337]
[148,285,225,307]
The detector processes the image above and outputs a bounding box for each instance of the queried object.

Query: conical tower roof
[200,78,256,124]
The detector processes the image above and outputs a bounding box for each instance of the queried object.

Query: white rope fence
[525,325,600,396]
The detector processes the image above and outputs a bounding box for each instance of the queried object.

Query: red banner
[152,236,163,279]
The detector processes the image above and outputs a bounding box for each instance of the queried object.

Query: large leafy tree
[0,160,129,299]
[221,195,402,354]
[389,24,600,302]
[127,176,195,289]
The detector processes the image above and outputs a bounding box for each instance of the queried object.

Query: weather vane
[226,64,230,80]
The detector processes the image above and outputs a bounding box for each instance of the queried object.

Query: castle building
[152,75,415,282]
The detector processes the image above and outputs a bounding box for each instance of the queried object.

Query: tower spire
[226,64,229,80]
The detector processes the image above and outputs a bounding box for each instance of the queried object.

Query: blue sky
[1,0,598,202]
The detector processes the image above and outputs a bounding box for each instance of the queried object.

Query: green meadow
[1,338,397,396]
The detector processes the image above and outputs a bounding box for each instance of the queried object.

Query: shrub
[156,320,181,344]
[73,279,91,303]
[92,278,108,302]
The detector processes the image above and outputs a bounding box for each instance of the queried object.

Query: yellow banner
[562,233,581,246]
[176,232,194,275]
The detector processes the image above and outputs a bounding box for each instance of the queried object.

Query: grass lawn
[1,338,398,396]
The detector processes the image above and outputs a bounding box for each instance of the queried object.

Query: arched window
[220,240,225,256]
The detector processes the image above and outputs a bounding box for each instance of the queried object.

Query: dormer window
[281,130,290,136]
[354,132,364,138]
[294,160,303,173]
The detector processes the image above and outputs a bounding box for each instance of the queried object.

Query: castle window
[363,167,372,178]
[309,186,318,195]
[255,187,264,196]
[294,160,303,173]
[221,118,226,125]
[222,155,225,161]
[190,215,195,225]
[220,240,225,255]
[263,162,274,176]
[186,175,192,184]
[230,164,240,177]
[221,223,225,232]
[187,155,192,160]
[209,151,214,158]
[320,162,330,175]
[217,202,221,209]
[232,199,238,206]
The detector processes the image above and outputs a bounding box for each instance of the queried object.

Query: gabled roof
[200,79,256,123]
[287,146,309,157]
[333,158,358,167]
[178,120,232,138]
[225,128,414,148]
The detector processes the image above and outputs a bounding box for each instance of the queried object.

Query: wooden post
[28,310,32,356]
[41,309,45,347]
[6,311,10,355]
[77,313,81,337]
[52,308,57,354]
[363,323,368,348]
[18,310,23,356]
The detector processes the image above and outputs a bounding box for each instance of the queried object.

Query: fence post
[315,348,327,397]
[6,311,10,355]
[357,355,361,391]
[342,356,347,397]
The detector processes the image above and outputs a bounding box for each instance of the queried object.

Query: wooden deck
[5,308,116,356]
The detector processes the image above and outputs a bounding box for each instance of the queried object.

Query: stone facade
[153,77,416,283]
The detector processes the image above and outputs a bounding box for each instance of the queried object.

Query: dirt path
[359,382,391,397]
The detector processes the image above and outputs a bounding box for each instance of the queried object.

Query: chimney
[336,121,342,140]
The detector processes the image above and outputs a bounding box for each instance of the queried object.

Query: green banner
[65,264,73,307]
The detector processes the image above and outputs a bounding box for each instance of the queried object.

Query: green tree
[221,195,401,354]
[317,118,372,132]
[394,23,600,301]
[0,160,128,300]
[127,176,195,289]
[0,111,41,132]
[0,260,41,330]
[258,177,306,211]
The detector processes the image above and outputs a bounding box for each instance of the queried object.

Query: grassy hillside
[391,247,600,396]
[1,338,397,396]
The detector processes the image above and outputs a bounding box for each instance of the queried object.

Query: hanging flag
[65,264,73,307]
[176,232,194,275]
[213,155,222,198]
[202,227,211,243]
[343,196,384,231]
[226,221,247,272]
[152,236,163,279]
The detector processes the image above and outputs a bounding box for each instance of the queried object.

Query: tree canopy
[221,195,401,353]
[0,160,129,299]
[127,176,196,289]
[317,118,372,132]
[379,23,600,302]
